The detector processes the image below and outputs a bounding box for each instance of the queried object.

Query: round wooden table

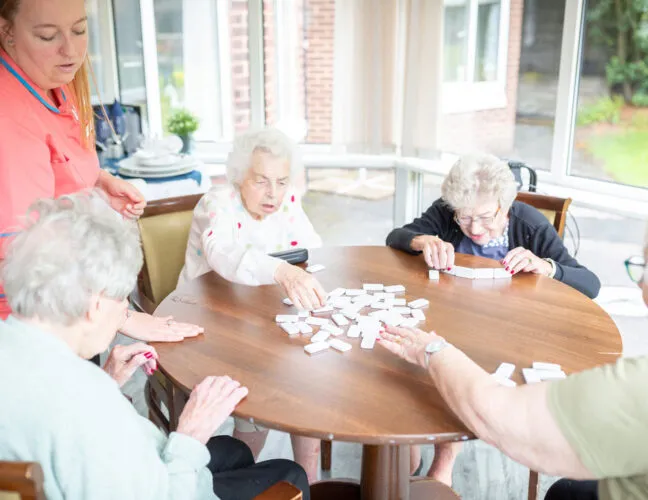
[154,247,621,500]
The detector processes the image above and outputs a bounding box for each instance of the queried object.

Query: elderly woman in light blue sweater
[0,195,309,500]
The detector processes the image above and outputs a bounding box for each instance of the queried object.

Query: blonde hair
[1,0,96,149]
[441,154,518,212]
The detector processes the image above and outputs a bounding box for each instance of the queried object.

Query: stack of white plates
[117,136,201,179]
[117,155,200,179]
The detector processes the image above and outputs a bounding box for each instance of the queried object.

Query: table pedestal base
[311,444,459,500]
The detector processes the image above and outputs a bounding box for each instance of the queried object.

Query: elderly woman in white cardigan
[179,127,324,483]
[0,196,310,500]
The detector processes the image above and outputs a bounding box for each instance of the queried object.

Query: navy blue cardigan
[386,198,600,299]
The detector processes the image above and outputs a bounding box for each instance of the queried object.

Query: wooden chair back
[0,462,45,500]
[515,191,572,239]
[131,194,203,314]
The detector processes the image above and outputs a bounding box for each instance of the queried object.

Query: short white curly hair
[226,127,303,185]
[441,154,518,212]
[1,193,143,326]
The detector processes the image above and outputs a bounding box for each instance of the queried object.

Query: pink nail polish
[505,266,510,271]
[447,267,451,271]
[144,352,153,359]
[510,270,515,275]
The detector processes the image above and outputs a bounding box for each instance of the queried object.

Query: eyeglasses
[624,256,646,284]
[454,207,501,228]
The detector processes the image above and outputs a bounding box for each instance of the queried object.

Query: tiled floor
[122,180,647,500]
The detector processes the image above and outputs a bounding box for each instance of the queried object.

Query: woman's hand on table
[274,261,327,310]
[379,325,445,369]
[411,235,455,271]
[177,376,249,445]
[103,343,158,387]
[502,247,552,276]
[97,170,147,219]
[120,311,204,342]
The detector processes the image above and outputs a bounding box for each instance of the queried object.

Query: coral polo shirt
[0,49,100,319]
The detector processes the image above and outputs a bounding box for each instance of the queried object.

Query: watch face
[425,339,446,353]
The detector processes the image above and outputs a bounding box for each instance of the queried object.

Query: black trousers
[545,479,599,500]
[208,435,310,500]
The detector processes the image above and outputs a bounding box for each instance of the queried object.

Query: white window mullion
[248,0,266,129]
[216,0,234,141]
[139,0,163,137]
[465,0,478,82]
[497,0,510,84]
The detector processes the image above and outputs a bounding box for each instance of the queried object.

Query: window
[442,0,509,113]
[151,0,247,141]
[113,0,146,105]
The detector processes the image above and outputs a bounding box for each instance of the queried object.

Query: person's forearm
[424,346,501,441]
[425,346,592,478]
[95,169,112,189]
[554,264,601,299]
[386,227,421,253]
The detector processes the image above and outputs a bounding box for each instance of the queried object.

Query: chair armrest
[253,481,303,500]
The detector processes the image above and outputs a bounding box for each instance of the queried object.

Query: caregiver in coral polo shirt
[0,0,202,342]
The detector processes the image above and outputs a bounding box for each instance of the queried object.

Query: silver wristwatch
[423,338,450,369]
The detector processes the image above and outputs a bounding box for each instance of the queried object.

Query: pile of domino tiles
[492,361,567,387]
[275,284,429,356]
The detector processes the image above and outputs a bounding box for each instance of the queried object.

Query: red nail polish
[510,270,515,274]
[505,267,509,271]
[144,352,153,359]
[447,267,451,271]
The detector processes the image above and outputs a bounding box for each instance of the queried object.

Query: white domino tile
[282,298,293,306]
[384,285,405,293]
[346,325,361,338]
[392,306,412,315]
[321,323,344,336]
[522,368,542,384]
[382,314,404,327]
[310,331,331,343]
[494,362,515,379]
[332,314,349,326]
[408,298,429,309]
[532,362,562,371]
[306,264,326,273]
[331,297,352,309]
[400,318,419,328]
[304,341,330,354]
[428,269,440,280]
[341,309,359,321]
[360,335,377,349]
[363,283,384,291]
[391,298,406,306]
[328,288,346,298]
[474,268,495,279]
[493,268,512,279]
[373,292,396,300]
[345,289,366,296]
[312,305,334,314]
[411,309,425,321]
[275,314,299,323]
[305,317,329,326]
[329,339,352,352]
[371,301,390,310]
[280,323,300,335]
[298,310,310,319]
[297,322,313,334]
[453,266,476,279]
[535,369,567,381]
[442,268,456,276]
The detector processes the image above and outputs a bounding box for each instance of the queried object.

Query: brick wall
[439,0,524,156]
[304,0,335,143]
[229,0,251,133]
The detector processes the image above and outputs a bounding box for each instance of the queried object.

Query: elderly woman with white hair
[179,127,324,483]
[0,195,310,500]
[386,153,600,484]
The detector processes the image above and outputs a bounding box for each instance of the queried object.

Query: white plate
[118,164,196,179]
[118,156,199,174]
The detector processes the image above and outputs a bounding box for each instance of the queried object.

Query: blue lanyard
[0,55,66,113]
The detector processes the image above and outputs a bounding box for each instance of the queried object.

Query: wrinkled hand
[502,247,551,276]
[120,311,204,342]
[177,376,249,445]
[379,325,444,368]
[274,262,327,310]
[98,171,146,219]
[103,343,157,387]
[411,235,455,270]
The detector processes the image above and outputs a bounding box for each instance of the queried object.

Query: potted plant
[167,108,199,154]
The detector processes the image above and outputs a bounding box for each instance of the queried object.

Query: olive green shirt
[548,356,648,500]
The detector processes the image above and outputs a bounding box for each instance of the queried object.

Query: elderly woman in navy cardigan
[386,153,600,485]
